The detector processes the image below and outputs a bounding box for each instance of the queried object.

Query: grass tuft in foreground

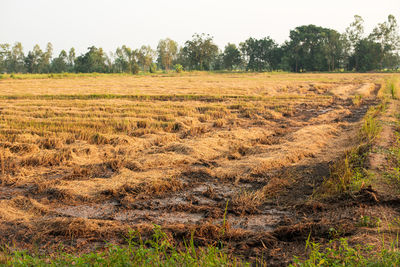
[1,226,248,266]
[291,238,400,267]
[317,102,384,196]
[387,76,400,99]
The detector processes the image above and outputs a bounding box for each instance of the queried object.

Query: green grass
[1,226,248,266]
[357,215,382,228]
[319,143,371,195]
[385,121,400,191]
[317,103,383,196]
[291,238,400,266]
[360,103,385,142]
[352,94,363,106]
[386,76,399,99]
[360,115,381,142]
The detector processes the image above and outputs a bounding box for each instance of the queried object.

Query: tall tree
[51,50,68,73]
[75,46,107,73]
[211,51,224,70]
[346,15,365,49]
[68,48,76,72]
[350,39,383,71]
[40,42,53,73]
[114,47,128,72]
[175,47,190,70]
[222,43,242,70]
[369,15,400,69]
[122,45,138,74]
[114,45,138,73]
[344,15,365,70]
[240,37,280,71]
[25,44,43,73]
[370,15,399,51]
[9,43,25,73]
[285,25,343,72]
[0,44,10,73]
[182,33,219,70]
[324,30,344,71]
[122,46,138,74]
[157,38,178,70]
[138,45,156,71]
[104,52,113,73]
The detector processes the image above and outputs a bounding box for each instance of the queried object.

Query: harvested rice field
[0,72,399,265]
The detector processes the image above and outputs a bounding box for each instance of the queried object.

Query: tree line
[1,15,399,74]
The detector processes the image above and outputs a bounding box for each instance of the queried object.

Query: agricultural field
[0,72,399,265]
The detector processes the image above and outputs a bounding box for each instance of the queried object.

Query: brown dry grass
[0,72,385,96]
[0,72,393,259]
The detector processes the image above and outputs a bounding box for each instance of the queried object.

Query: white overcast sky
[1,0,399,55]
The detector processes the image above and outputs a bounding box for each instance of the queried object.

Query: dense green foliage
[0,15,399,74]
[75,46,108,73]
[181,33,219,70]
[283,25,343,72]
[240,37,281,71]
[223,43,242,70]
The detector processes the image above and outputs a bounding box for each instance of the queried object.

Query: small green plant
[390,83,396,99]
[220,199,229,237]
[387,76,399,99]
[318,105,381,195]
[319,141,371,196]
[361,115,380,142]
[385,167,400,184]
[357,215,382,228]
[352,94,363,106]
[174,64,183,73]
[328,227,339,239]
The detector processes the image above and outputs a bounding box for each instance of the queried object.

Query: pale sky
[1,0,399,55]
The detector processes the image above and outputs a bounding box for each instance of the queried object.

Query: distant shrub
[0,74,4,79]
[174,64,183,73]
